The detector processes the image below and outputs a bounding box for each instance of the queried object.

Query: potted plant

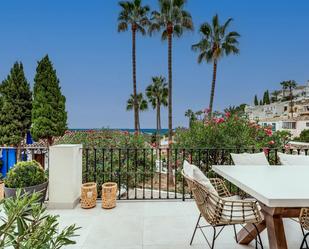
[4,160,48,203]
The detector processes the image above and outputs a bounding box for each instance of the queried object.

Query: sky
[0,0,308,129]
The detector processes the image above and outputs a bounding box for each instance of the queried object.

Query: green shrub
[294,129,309,143]
[0,190,80,248]
[174,115,289,149]
[4,160,47,188]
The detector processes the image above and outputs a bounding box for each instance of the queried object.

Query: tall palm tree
[149,0,193,144]
[118,0,150,132]
[280,80,297,117]
[127,93,148,130]
[192,14,240,118]
[146,76,168,138]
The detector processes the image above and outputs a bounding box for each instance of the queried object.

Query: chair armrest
[209,178,232,198]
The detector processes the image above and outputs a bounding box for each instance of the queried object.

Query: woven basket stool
[102,182,117,209]
[81,182,97,209]
[0,181,4,201]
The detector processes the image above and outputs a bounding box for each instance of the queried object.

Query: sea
[69,128,169,135]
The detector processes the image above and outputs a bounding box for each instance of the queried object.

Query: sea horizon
[69,128,169,135]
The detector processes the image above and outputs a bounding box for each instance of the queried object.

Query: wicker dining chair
[299,208,309,249]
[209,178,233,199]
[183,171,263,249]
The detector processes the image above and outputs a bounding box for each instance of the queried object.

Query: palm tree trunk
[208,60,218,118]
[132,25,139,132]
[290,87,293,118]
[156,102,160,146]
[167,26,174,185]
[167,31,173,143]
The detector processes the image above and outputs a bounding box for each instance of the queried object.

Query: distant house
[245,81,309,138]
[21,140,48,169]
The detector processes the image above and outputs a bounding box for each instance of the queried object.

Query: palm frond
[118,22,128,32]
[192,14,240,64]
[117,0,150,34]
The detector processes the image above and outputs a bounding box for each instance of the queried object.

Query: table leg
[237,221,266,244]
[262,207,288,249]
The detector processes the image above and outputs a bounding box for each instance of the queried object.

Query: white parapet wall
[48,144,83,209]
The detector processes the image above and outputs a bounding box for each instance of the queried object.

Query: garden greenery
[57,130,153,191]
[174,113,291,149]
[295,129,309,143]
[0,190,79,249]
[4,160,47,188]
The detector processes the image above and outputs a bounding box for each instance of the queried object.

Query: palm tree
[146,76,168,139]
[195,110,203,120]
[126,93,148,130]
[149,0,193,144]
[192,14,240,118]
[185,109,196,127]
[280,80,297,117]
[118,0,150,132]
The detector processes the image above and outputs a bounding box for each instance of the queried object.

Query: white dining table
[212,165,309,249]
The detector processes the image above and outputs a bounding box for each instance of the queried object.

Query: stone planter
[4,181,48,204]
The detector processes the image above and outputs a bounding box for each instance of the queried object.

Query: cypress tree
[259,100,263,105]
[254,95,259,106]
[0,62,32,146]
[264,90,270,105]
[262,91,266,105]
[31,55,67,146]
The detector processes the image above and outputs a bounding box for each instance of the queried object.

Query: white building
[258,117,309,137]
[245,81,309,137]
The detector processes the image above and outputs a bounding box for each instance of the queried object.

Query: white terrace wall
[48,144,83,209]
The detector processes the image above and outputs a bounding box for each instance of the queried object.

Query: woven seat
[299,208,309,248]
[183,170,263,249]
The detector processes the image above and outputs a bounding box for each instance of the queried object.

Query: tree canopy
[0,62,32,146]
[31,55,67,145]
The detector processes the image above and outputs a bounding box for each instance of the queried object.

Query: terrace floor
[49,201,305,249]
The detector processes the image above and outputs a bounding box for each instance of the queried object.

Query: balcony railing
[82,147,309,201]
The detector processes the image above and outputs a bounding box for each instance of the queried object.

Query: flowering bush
[56,130,152,191]
[56,129,150,148]
[174,114,289,149]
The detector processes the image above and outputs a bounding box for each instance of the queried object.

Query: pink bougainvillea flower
[263,147,270,155]
[268,140,275,145]
[284,144,291,150]
[264,128,272,136]
[225,112,231,118]
[215,117,225,124]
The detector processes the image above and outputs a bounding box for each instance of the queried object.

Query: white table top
[212,165,309,207]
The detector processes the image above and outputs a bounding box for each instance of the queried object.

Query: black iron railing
[82,147,309,201]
